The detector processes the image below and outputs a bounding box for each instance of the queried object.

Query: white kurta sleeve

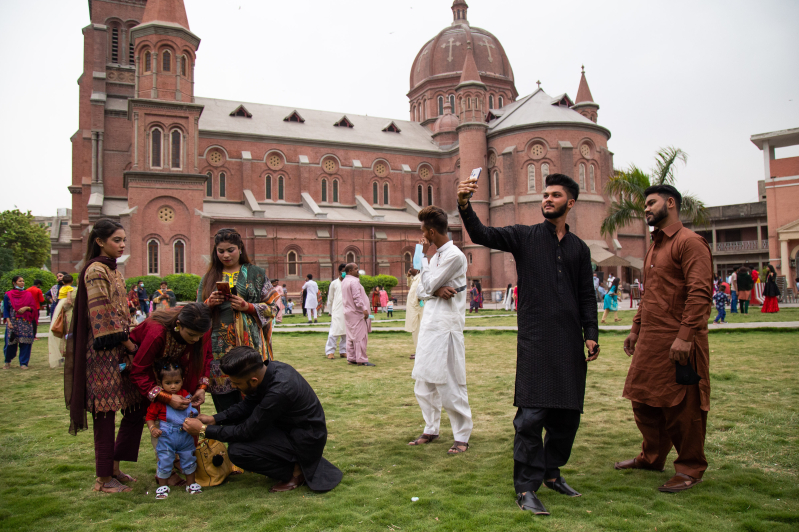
[417,252,465,299]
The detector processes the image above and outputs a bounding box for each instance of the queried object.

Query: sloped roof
[196,97,443,153]
[575,68,595,104]
[142,0,190,29]
[487,89,610,138]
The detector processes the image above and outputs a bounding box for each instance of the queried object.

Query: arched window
[332,179,339,203]
[579,163,586,190]
[493,171,500,197]
[427,185,433,206]
[128,39,134,66]
[173,240,185,274]
[403,251,412,273]
[372,182,379,205]
[417,184,423,206]
[181,56,187,76]
[383,183,389,205]
[265,174,272,200]
[170,129,181,169]
[205,171,212,197]
[162,50,171,72]
[143,50,151,73]
[321,178,328,202]
[590,165,596,192]
[346,251,356,264]
[147,239,159,274]
[542,163,550,180]
[489,95,494,109]
[498,96,504,108]
[278,175,284,200]
[287,250,298,276]
[438,96,444,116]
[110,26,119,63]
[150,128,162,168]
[219,172,226,197]
[449,95,455,113]
[527,164,536,192]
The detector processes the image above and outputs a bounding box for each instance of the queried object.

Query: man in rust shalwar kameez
[617,185,712,493]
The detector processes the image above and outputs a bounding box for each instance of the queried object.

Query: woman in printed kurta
[272,280,285,324]
[601,278,621,323]
[64,219,145,494]
[3,275,37,369]
[198,228,278,415]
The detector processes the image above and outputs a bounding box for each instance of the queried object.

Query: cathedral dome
[410,2,515,95]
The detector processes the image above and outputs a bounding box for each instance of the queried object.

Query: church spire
[457,41,485,88]
[451,0,469,25]
[142,0,191,30]
[572,65,599,123]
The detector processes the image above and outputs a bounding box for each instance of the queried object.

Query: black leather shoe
[516,491,549,515]
[544,477,581,497]
[358,362,376,366]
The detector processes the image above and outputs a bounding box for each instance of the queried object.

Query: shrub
[125,276,163,297]
[374,275,399,296]
[162,274,202,302]
[316,280,331,301]
[0,268,57,294]
[358,274,378,296]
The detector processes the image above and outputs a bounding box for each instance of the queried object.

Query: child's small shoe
[155,486,170,500]
[186,483,202,494]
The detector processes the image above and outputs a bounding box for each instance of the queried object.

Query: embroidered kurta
[459,202,598,411]
[624,222,713,411]
[403,273,424,334]
[326,277,346,337]
[412,240,468,385]
[83,262,141,413]
[198,264,276,395]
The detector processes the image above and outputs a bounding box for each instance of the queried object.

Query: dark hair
[154,357,183,382]
[418,205,448,235]
[201,228,252,300]
[270,279,279,284]
[545,173,580,201]
[338,264,346,272]
[220,346,267,378]
[84,218,125,263]
[57,271,68,276]
[611,277,621,289]
[11,275,22,284]
[307,274,313,280]
[644,184,682,212]
[61,274,74,284]
[160,281,168,286]
[33,279,43,287]
[767,264,776,275]
[148,303,212,382]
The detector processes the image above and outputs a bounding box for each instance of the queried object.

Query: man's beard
[646,204,669,227]
[542,203,568,219]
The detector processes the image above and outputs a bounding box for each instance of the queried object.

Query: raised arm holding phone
[457,171,599,517]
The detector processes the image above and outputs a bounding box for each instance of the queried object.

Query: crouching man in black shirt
[183,346,343,492]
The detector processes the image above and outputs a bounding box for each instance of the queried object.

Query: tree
[0,209,51,268]
[600,147,709,237]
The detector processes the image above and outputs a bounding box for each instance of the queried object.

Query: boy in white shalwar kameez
[409,206,473,454]
[325,264,347,359]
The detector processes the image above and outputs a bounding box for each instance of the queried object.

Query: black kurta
[205,360,342,491]
[459,203,599,412]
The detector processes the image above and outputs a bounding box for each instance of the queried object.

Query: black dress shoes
[358,362,376,366]
[544,476,581,497]
[516,491,549,515]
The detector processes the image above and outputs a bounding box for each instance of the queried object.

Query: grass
[1,330,798,531]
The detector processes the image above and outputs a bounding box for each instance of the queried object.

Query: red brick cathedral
[59,0,644,295]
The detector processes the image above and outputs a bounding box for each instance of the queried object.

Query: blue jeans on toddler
[156,401,199,479]
[714,307,726,323]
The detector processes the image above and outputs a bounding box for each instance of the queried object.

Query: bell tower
[572,65,599,123]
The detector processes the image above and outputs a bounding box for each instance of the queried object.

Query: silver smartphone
[469,168,482,197]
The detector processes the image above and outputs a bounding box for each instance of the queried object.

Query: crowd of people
[2,169,792,515]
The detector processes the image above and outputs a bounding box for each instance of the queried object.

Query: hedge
[358,274,398,297]
[125,276,163,297]
[125,274,201,302]
[0,268,57,295]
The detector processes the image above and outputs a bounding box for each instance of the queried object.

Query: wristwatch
[199,424,207,439]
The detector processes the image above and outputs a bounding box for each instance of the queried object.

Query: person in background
[592,273,600,302]
[751,268,759,284]
[736,267,753,315]
[58,274,75,299]
[503,283,514,311]
[324,264,347,360]
[761,264,780,314]
[286,299,294,315]
[469,281,480,314]
[371,287,381,315]
[272,279,284,324]
[379,286,389,313]
[3,275,37,369]
[49,286,76,368]
[302,274,319,324]
[712,285,729,324]
[513,285,518,311]
[341,264,373,367]
[136,281,149,317]
[127,285,140,314]
[404,268,424,360]
[795,277,799,293]
[281,284,288,314]
[26,279,45,330]
[386,299,394,318]
[301,286,307,318]
[601,278,621,323]
[619,185,712,494]
[729,269,738,313]
[152,282,176,311]
[49,272,67,317]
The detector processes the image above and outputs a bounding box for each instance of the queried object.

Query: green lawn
[1,331,797,531]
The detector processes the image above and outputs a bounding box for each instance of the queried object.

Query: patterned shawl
[6,288,36,322]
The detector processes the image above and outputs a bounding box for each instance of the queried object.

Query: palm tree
[600,147,709,237]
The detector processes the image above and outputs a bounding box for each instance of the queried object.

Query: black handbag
[675,356,701,385]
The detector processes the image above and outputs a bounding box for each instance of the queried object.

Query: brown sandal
[408,433,439,445]
[447,441,470,454]
[112,471,137,483]
[93,478,132,493]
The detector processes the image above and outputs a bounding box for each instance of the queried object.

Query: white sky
[1,0,797,216]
